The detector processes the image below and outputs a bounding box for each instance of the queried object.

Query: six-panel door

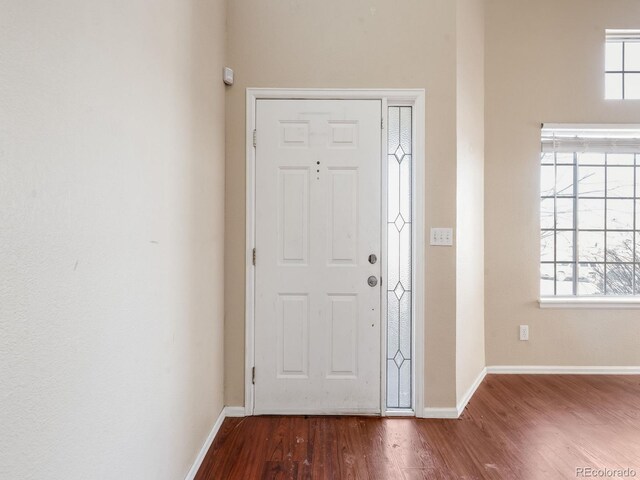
[254,99,382,414]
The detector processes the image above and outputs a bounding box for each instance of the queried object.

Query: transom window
[540,125,640,297]
[605,29,640,100]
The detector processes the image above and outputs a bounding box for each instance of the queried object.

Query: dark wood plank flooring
[195,375,640,479]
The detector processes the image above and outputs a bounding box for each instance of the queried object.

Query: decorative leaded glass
[387,106,412,409]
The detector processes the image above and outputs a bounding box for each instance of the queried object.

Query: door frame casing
[245,88,426,417]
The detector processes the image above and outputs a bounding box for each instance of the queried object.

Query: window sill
[539,297,640,309]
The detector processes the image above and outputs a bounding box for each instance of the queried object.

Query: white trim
[486,365,640,375]
[379,98,389,416]
[184,407,225,480]
[184,406,245,480]
[413,95,426,418]
[422,407,459,419]
[246,88,426,417]
[224,406,247,418]
[539,297,640,309]
[245,88,426,101]
[382,97,426,418]
[456,367,486,417]
[420,367,487,420]
[420,365,640,421]
[245,91,257,417]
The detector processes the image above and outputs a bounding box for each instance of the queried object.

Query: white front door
[254,99,382,415]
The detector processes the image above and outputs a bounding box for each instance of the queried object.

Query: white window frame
[539,123,640,309]
[244,89,426,416]
[605,29,640,100]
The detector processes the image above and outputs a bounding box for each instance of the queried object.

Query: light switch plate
[430,228,453,246]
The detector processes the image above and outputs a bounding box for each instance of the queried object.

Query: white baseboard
[486,365,640,375]
[421,366,488,419]
[422,407,459,419]
[184,407,225,480]
[224,406,247,417]
[456,367,487,417]
[184,406,246,480]
[421,365,640,420]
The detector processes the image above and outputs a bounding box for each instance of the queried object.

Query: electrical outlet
[519,325,529,341]
[430,228,453,246]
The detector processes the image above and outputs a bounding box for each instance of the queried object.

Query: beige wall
[485,0,640,367]
[456,0,486,403]
[0,1,226,478]
[225,0,461,408]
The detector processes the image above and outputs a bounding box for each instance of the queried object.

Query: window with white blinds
[606,29,640,99]
[540,124,640,297]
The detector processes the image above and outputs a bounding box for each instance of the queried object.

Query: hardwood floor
[195,375,640,479]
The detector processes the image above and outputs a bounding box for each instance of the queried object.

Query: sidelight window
[386,106,413,409]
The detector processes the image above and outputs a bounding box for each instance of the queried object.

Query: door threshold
[253,408,382,416]
[384,409,415,417]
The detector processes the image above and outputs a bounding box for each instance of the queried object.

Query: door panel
[278,168,309,264]
[255,99,381,414]
[328,168,358,264]
[327,294,358,377]
[277,294,308,377]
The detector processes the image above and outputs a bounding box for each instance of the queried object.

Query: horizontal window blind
[541,124,640,153]
[606,29,640,43]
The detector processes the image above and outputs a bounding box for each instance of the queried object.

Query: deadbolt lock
[368,254,377,265]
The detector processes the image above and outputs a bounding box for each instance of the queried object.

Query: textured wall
[485,0,640,367]
[225,0,460,408]
[0,1,226,478]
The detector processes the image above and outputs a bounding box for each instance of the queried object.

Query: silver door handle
[368,276,378,287]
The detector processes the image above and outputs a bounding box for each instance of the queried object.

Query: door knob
[368,276,378,287]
